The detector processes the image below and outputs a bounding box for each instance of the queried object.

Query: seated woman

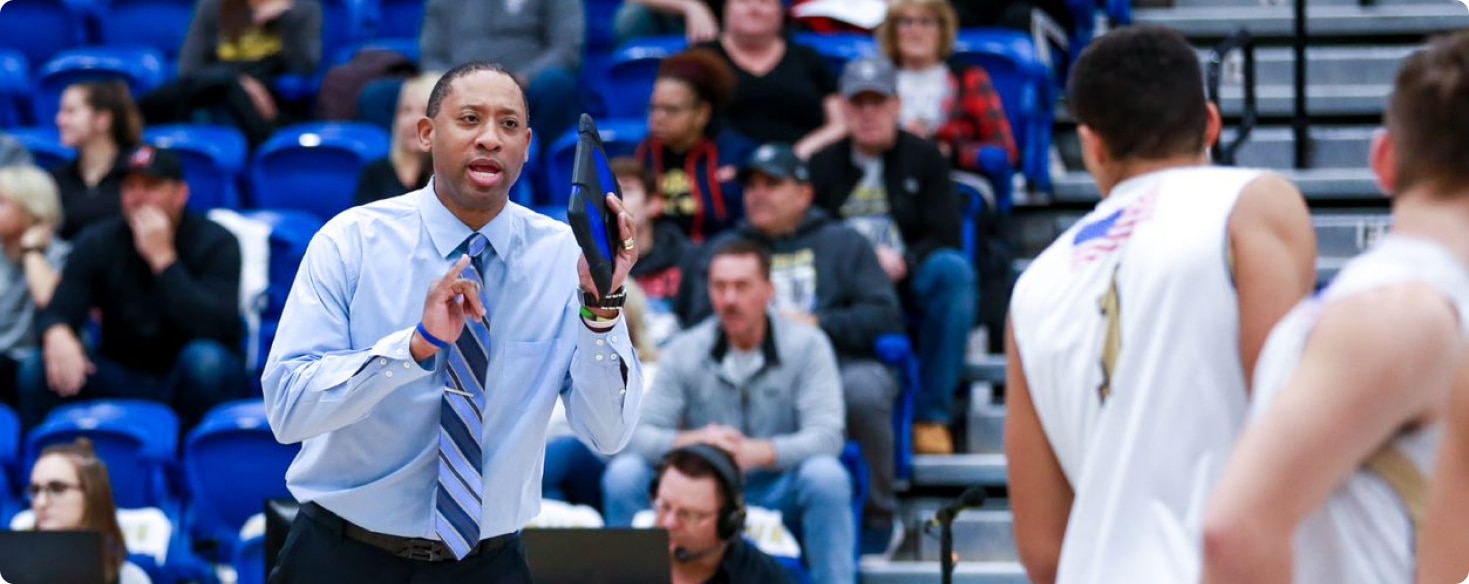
[877,0,1018,176]
[147,0,322,146]
[354,73,439,205]
[697,0,845,159]
[51,81,144,240]
[0,165,69,408]
[634,49,753,243]
[29,438,151,584]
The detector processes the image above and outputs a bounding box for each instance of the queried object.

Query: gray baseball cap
[840,57,897,99]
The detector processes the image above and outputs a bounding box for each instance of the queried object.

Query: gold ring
[622,239,635,251]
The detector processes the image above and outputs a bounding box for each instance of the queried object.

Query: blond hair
[392,72,443,155]
[0,165,63,227]
[875,0,960,64]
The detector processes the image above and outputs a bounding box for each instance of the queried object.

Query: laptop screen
[523,528,672,584]
[0,530,106,584]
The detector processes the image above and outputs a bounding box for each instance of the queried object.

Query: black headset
[649,443,747,541]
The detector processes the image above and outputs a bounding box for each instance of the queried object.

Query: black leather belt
[300,502,516,562]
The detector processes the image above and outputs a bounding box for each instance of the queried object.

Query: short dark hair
[1386,30,1469,194]
[425,61,529,121]
[609,156,656,195]
[709,238,771,281]
[1068,25,1208,161]
[661,447,739,509]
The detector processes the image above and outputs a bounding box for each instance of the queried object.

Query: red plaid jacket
[933,63,1019,171]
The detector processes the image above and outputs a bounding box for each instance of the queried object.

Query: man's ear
[1204,102,1223,155]
[1078,124,1107,168]
[417,116,434,153]
[1369,127,1398,196]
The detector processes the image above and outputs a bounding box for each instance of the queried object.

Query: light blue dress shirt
[261,181,644,540]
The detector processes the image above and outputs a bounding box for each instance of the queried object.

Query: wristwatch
[581,287,627,309]
[20,245,46,256]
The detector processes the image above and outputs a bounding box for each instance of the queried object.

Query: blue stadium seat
[320,0,379,65]
[5,126,75,170]
[0,50,30,128]
[583,0,621,53]
[839,441,870,561]
[875,334,919,482]
[25,399,180,510]
[145,124,248,212]
[376,0,424,41]
[249,122,390,221]
[237,209,326,373]
[544,118,646,208]
[0,0,86,73]
[602,36,688,119]
[32,47,168,126]
[234,534,267,584]
[97,0,197,61]
[792,32,877,76]
[186,400,299,560]
[952,29,1055,196]
[0,404,18,520]
[331,38,421,69]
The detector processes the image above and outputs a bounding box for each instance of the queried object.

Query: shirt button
[611,354,620,362]
[378,358,388,366]
[596,339,605,347]
[619,389,627,396]
[403,362,411,369]
[595,354,604,362]
[385,371,394,378]
[610,336,619,345]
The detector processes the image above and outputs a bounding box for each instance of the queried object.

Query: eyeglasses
[27,481,83,500]
[648,102,699,117]
[896,16,941,28]
[653,498,716,526]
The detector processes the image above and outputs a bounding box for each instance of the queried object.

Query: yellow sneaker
[913,423,954,455]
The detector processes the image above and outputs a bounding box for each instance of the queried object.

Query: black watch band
[21,246,46,255]
[581,287,627,309]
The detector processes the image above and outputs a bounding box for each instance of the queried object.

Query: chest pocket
[490,339,566,414]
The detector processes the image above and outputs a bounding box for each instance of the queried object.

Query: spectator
[877,0,1017,173]
[697,0,845,158]
[635,49,753,243]
[608,238,854,584]
[652,444,797,584]
[172,0,323,139]
[0,131,32,167]
[29,438,151,584]
[18,147,248,430]
[675,144,903,559]
[809,57,976,457]
[0,166,69,408]
[615,0,724,45]
[51,81,143,241]
[355,73,439,205]
[615,158,688,348]
[421,0,584,141]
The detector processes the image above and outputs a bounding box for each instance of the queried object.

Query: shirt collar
[709,313,782,367]
[418,177,519,259]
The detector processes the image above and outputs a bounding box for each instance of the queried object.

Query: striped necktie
[436,232,492,559]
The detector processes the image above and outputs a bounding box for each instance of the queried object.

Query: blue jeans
[910,249,978,425]
[541,436,607,512]
[525,67,580,146]
[603,453,855,584]
[18,340,249,430]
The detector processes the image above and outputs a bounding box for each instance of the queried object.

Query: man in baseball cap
[21,144,248,431]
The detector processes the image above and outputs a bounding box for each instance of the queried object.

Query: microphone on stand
[927,485,988,584]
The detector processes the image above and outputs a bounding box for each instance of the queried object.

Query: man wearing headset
[653,444,796,584]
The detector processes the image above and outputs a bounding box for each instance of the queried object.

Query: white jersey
[1011,166,1264,583]
[1249,235,1469,583]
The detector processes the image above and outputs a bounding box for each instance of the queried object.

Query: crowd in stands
[0,0,1041,581]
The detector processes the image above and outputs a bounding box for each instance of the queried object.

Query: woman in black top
[51,81,143,241]
[697,0,845,159]
[355,74,437,205]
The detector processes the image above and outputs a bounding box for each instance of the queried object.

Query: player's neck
[1096,154,1207,198]
[1390,189,1469,268]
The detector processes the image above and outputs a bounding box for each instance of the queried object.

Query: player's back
[1010,165,1263,583]
[1248,235,1469,583]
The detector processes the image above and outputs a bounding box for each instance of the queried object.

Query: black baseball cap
[123,145,186,182]
[738,143,809,184]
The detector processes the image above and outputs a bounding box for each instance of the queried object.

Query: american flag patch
[1071,190,1159,266]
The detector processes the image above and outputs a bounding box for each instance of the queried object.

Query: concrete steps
[1220,126,1377,169]
[1052,167,1381,202]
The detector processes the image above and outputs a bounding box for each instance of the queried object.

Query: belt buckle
[402,539,443,562]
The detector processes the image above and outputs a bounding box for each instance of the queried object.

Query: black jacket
[706,538,796,584]
[807,131,962,270]
[675,208,902,359]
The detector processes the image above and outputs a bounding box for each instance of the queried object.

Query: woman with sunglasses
[28,438,151,584]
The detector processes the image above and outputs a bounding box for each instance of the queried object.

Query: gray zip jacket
[628,314,846,469]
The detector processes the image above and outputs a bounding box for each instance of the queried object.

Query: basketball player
[1004,25,1318,583]
[1203,31,1469,584]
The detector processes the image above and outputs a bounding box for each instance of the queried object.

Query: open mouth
[467,159,504,188]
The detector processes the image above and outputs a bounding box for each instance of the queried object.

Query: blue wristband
[415,323,450,350]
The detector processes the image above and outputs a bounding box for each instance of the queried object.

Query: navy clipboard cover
[567,113,624,298]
